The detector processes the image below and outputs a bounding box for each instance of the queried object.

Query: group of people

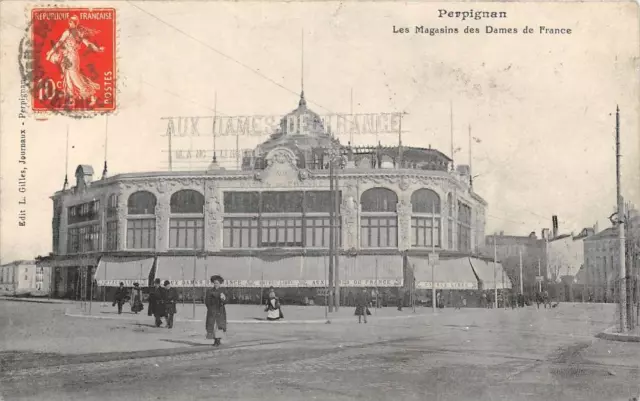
[112,275,229,347]
[112,282,144,314]
[147,279,179,328]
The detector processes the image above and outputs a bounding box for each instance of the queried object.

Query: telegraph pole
[328,158,335,313]
[334,155,341,311]
[519,247,524,295]
[493,234,498,308]
[616,105,627,332]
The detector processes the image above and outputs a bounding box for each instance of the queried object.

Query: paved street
[1,301,639,401]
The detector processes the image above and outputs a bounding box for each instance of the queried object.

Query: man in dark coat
[148,278,165,327]
[112,282,128,314]
[205,275,227,346]
[163,280,178,329]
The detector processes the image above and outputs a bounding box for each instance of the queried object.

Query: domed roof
[256,91,337,155]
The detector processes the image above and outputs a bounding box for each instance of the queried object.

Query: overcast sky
[1,1,638,264]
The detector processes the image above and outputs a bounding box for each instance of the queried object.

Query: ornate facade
[41,93,493,302]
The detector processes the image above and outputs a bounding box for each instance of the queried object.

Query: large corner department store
[38,93,511,305]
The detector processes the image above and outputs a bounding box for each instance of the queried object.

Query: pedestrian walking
[148,278,166,327]
[397,287,404,311]
[163,280,178,329]
[264,292,283,321]
[205,275,227,347]
[112,282,128,314]
[354,288,370,324]
[130,282,144,314]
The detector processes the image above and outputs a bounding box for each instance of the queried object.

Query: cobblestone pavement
[2,302,639,401]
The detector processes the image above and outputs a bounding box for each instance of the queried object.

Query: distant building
[547,227,594,301]
[483,231,546,296]
[0,260,50,294]
[583,227,619,302]
[583,208,640,303]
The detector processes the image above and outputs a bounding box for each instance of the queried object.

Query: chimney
[552,215,558,239]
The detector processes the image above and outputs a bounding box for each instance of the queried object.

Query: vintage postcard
[0,1,639,400]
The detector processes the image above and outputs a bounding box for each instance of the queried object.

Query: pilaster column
[59,206,68,255]
[116,195,127,250]
[397,200,412,251]
[205,181,222,251]
[155,199,170,252]
[340,196,358,250]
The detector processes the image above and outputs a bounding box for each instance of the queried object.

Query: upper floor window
[361,187,398,213]
[411,189,440,214]
[107,194,118,218]
[170,190,205,214]
[360,188,398,248]
[68,200,100,225]
[411,189,441,248]
[128,191,157,215]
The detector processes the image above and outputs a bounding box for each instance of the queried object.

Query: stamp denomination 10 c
[31,8,116,114]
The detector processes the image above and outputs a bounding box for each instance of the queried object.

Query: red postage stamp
[31,8,116,114]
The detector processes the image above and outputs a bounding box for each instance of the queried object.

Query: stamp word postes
[31,8,116,114]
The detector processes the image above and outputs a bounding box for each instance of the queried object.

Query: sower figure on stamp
[163,280,178,329]
[205,275,227,347]
[45,15,104,105]
[112,282,128,314]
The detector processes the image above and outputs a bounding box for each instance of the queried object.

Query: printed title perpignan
[438,9,507,21]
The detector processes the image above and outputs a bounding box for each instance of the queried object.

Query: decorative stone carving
[257,147,301,188]
[204,182,223,251]
[340,196,359,249]
[155,202,170,251]
[399,176,411,191]
[299,170,309,181]
[396,200,413,251]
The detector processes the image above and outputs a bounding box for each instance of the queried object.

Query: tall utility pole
[334,154,341,311]
[493,234,498,308]
[616,105,628,332]
[328,157,335,313]
[519,247,524,295]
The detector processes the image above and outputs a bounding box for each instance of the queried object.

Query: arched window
[170,190,205,214]
[411,189,441,214]
[127,191,156,215]
[360,188,398,248]
[126,191,156,249]
[169,190,205,249]
[361,188,398,212]
[410,189,441,248]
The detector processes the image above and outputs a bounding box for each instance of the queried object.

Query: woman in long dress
[130,282,144,314]
[205,275,227,347]
[264,292,283,321]
[45,15,104,104]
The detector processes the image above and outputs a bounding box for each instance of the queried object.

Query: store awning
[468,258,512,290]
[409,256,478,290]
[94,256,155,287]
[339,254,404,287]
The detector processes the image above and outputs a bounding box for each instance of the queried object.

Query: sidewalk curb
[0,297,73,304]
[596,326,640,342]
[64,309,434,324]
